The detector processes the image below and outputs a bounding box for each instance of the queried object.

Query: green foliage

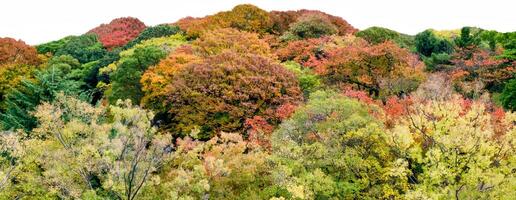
[124,24,181,49]
[107,45,167,104]
[35,36,74,54]
[455,27,479,48]
[54,34,107,64]
[356,26,415,49]
[415,29,453,57]
[389,98,516,199]
[423,52,453,71]
[501,78,516,110]
[0,55,87,131]
[119,34,186,57]
[270,90,407,199]
[281,14,338,41]
[0,94,172,199]
[282,61,321,97]
[154,132,273,199]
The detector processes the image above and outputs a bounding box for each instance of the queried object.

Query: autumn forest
[0,4,515,200]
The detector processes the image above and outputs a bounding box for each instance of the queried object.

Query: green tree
[270,90,408,199]
[415,29,453,57]
[0,55,86,131]
[0,94,172,199]
[356,26,415,49]
[281,13,338,41]
[107,46,166,104]
[389,97,516,199]
[124,24,181,49]
[500,78,516,110]
[55,34,107,64]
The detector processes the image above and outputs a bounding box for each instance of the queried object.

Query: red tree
[88,17,146,50]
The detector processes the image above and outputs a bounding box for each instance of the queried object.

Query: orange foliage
[0,37,40,65]
[192,28,271,57]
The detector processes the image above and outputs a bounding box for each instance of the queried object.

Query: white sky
[1,0,515,45]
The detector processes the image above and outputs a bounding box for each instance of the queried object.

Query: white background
[1,0,515,45]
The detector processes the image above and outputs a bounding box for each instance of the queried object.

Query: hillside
[1,4,515,199]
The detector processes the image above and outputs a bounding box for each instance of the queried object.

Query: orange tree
[320,41,425,98]
[0,37,40,65]
[141,51,302,139]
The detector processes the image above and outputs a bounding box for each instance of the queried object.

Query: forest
[0,4,515,200]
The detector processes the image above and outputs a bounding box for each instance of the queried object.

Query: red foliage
[0,37,40,65]
[343,87,375,105]
[245,116,274,149]
[275,103,298,120]
[275,37,331,69]
[88,17,146,49]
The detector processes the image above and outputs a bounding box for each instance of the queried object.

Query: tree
[356,26,415,49]
[321,41,425,98]
[88,17,147,50]
[270,90,408,199]
[36,36,75,55]
[142,52,302,139]
[0,37,40,65]
[54,34,107,64]
[106,45,167,105]
[280,13,338,41]
[500,78,516,110]
[415,29,453,57]
[0,94,172,199]
[388,96,516,199]
[153,132,272,199]
[0,55,86,131]
[123,24,181,49]
[192,28,271,57]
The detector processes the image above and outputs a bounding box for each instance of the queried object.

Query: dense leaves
[143,52,302,139]
[1,4,515,199]
[88,17,146,50]
[0,38,40,65]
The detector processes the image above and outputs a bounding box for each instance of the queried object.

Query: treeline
[0,4,515,199]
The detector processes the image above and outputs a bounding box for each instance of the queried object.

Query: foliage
[105,45,167,105]
[88,17,146,50]
[142,52,302,139]
[270,90,408,199]
[0,64,43,105]
[0,94,172,199]
[154,132,272,199]
[282,61,321,97]
[124,24,181,49]
[54,34,107,64]
[356,26,415,49]
[192,28,271,57]
[280,13,338,41]
[321,41,425,98]
[388,97,516,199]
[500,78,516,110]
[415,29,453,57]
[0,37,40,65]
[174,4,271,39]
[0,55,87,131]
[36,36,74,55]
